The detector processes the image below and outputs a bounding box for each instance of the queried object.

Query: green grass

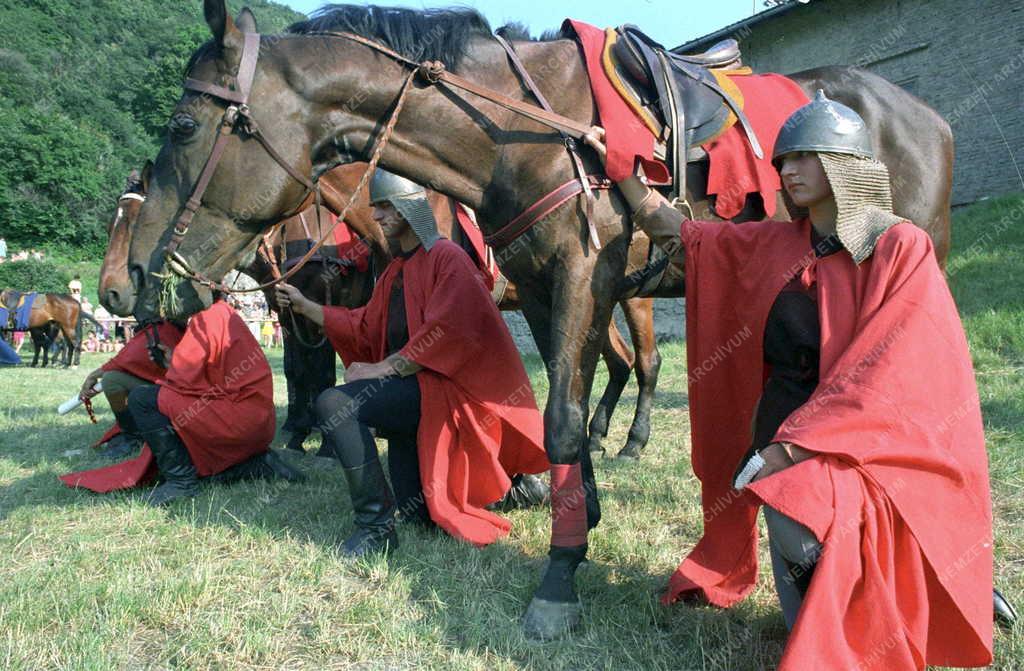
[1,194,1023,669]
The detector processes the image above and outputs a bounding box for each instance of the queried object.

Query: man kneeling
[276,169,549,556]
[61,298,301,504]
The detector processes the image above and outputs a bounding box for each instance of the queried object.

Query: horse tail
[79,311,102,331]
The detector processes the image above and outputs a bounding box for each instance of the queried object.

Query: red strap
[483,176,612,249]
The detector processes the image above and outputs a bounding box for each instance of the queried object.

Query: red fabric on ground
[703,74,808,219]
[663,218,992,669]
[331,212,372,273]
[60,302,276,492]
[92,321,186,447]
[453,203,498,289]
[323,240,549,546]
[563,20,669,183]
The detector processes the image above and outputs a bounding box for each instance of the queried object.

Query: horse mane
[288,4,492,71]
[495,22,565,42]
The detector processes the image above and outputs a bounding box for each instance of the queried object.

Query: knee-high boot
[100,408,145,459]
[142,426,199,506]
[341,456,398,557]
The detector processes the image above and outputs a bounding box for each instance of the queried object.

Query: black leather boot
[208,450,306,485]
[100,408,145,459]
[143,426,199,506]
[488,474,550,512]
[995,588,1018,629]
[341,458,398,557]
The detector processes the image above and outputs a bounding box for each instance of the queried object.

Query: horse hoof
[616,445,642,461]
[522,597,582,641]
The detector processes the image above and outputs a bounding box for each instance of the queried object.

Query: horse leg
[616,297,661,460]
[309,338,338,457]
[522,278,611,640]
[281,333,311,451]
[30,330,42,367]
[586,317,634,456]
[59,321,79,369]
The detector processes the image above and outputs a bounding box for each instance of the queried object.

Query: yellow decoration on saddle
[601,27,752,148]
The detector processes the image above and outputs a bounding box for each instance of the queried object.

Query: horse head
[99,162,152,316]
[129,1,316,322]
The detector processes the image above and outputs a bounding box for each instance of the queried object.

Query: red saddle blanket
[702,73,808,219]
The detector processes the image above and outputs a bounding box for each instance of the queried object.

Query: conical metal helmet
[773,89,874,161]
[368,169,440,251]
[369,169,425,203]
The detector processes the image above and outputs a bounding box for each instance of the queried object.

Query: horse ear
[236,7,258,34]
[141,160,154,193]
[204,0,245,68]
[204,0,229,44]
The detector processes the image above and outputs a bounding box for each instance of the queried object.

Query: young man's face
[372,201,410,241]
[779,151,833,208]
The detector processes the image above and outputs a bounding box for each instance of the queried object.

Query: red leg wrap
[550,463,588,547]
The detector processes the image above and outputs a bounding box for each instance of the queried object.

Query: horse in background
[0,289,87,367]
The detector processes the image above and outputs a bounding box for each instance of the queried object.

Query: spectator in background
[0,236,7,261]
[80,296,94,317]
[68,275,82,301]
[261,317,275,348]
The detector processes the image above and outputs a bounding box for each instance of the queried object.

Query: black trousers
[316,376,428,524]
[126,384,173,434]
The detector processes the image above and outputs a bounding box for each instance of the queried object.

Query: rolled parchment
[58,381,102,415]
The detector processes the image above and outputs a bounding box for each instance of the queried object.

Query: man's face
[779,151,833,208]
[372,201,410,241]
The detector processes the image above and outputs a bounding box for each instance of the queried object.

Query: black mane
[495,22,564,42]
[288,4,492,71]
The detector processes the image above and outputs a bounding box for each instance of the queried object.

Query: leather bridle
[162,28,608,297]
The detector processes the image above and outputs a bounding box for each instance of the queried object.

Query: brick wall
[693,0,1024,205]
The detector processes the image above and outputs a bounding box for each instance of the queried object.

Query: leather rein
[164,29,608,296]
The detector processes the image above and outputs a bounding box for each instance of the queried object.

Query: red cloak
[323,240,549,546]
[664,218,992,669]
[92,321,186,447]
[61,302,275,492]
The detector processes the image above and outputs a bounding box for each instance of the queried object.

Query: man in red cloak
[61,299,301,504]
[584,92,1004,668]
[275,169,549,557]
[78,320,186,458]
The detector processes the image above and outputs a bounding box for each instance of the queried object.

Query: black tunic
[742,229,843,471]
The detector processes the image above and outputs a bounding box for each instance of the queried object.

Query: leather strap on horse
[494,34,601,251]
[484,175,613,249]
[311,31,597,140]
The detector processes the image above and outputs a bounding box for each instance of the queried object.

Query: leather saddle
[609,25,763,201]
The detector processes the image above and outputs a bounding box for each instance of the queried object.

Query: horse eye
[169,113,197,138]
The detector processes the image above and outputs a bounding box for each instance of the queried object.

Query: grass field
[1,194,1022,670]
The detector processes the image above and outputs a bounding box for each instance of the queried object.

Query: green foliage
[0,258,71,294]
[0,0,305,252]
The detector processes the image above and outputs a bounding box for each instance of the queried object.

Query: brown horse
[122,3,953,637]
[0,289,85,367]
